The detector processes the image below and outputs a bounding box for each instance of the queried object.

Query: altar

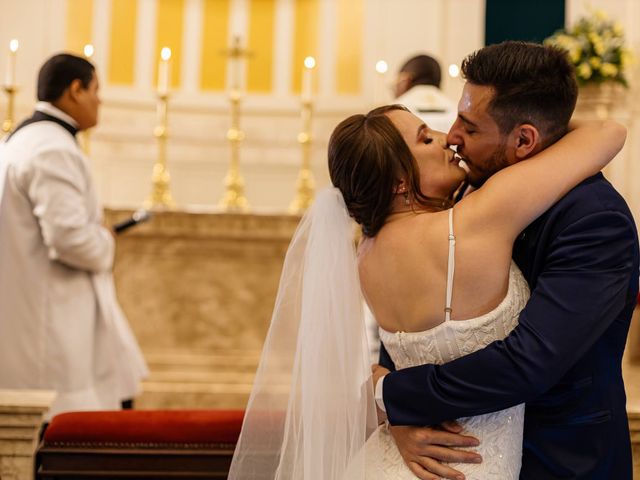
[105,208,301,410]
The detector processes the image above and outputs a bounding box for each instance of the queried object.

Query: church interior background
[0,0,639,475]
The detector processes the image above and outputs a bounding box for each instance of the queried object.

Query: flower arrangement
[544,9,632,87]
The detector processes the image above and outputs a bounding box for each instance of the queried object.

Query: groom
[375,41,639,479]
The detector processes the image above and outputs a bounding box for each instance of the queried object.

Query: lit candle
[5,39,18,87]
[83,44,94,59]
[157,47,171,95]
[374,59,388,105]
[375,59,388,74]
[301,56,316,101]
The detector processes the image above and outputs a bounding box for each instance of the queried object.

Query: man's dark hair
[400,54,442,88]
[37,53,95,102]
[461,41,577,146]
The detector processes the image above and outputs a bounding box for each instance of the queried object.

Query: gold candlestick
[289,56,316,213]
[219,36,250,211]
[220,89,249,211]
[289,97,315,213]
[79,129,91,155]
[145,91,175,209]
[2,85,17,134]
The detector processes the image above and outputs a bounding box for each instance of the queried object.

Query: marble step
[145,350,262,371]
[137,383,251,410]
[136,350,261,410]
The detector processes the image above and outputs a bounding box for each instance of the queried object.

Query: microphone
[113,209,152,234]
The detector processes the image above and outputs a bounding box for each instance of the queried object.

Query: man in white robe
[394,54,457,133]
[0,53,148,420]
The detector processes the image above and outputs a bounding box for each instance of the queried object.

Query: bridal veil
[228,187,378,479]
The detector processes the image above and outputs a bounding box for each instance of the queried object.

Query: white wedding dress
[364,210,530,480]
[230,194,531,480]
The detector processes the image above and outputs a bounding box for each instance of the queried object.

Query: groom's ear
[513,124,540,160]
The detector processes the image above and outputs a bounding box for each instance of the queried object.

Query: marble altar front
[0,389,56,480]
[105,208,301,410]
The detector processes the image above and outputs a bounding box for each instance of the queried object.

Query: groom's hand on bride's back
[390,423,482,480]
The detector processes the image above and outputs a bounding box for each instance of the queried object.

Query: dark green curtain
[485,0,565,45]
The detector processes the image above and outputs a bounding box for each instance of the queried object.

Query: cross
[222,36,253,91]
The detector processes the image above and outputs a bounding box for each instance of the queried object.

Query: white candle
[5,39,18,87]
[158,47,171,95]
[302,56,315,101]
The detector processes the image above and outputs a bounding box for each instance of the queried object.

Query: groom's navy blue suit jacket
[380,173,639,479]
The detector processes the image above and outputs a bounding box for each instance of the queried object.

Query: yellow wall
[247,0,276,93]
[108,0,137,85]
[200,0,231,90]
[65,0,93,55]
[63,0,364,96]
[336,0,363,94]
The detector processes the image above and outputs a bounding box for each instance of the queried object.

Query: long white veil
[228,187,378,479]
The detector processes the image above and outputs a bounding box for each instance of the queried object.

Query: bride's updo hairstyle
[329,104,448,237]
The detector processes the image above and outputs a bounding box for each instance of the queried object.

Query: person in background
[394,53,457,133]
[0,53,148,421]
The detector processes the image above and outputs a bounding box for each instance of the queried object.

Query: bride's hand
[389,424,482,480]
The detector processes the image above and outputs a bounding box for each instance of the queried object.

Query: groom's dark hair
[461,41,578,147]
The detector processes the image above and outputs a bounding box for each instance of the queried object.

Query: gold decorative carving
[220,36,251,212]
[1,85,17,134]
[630,410,640,478]
[145,91,176,209]
[289,98,316,213]
[624,306,640,477]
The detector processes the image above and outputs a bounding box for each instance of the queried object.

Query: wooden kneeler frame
[35,410,244,479]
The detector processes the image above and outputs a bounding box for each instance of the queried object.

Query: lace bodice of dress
[379,261,530,369]
[366,262,530,480]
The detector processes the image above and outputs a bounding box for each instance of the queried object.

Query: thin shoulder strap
[444,208,455,322]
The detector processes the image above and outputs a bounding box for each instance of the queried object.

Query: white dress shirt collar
[35,101,79,129]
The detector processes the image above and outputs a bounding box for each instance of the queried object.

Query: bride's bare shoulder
[357,212,450,268]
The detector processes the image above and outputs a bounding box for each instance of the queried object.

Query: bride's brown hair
[328,104,450,237]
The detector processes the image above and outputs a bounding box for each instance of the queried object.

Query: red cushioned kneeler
[35,410,244,479]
